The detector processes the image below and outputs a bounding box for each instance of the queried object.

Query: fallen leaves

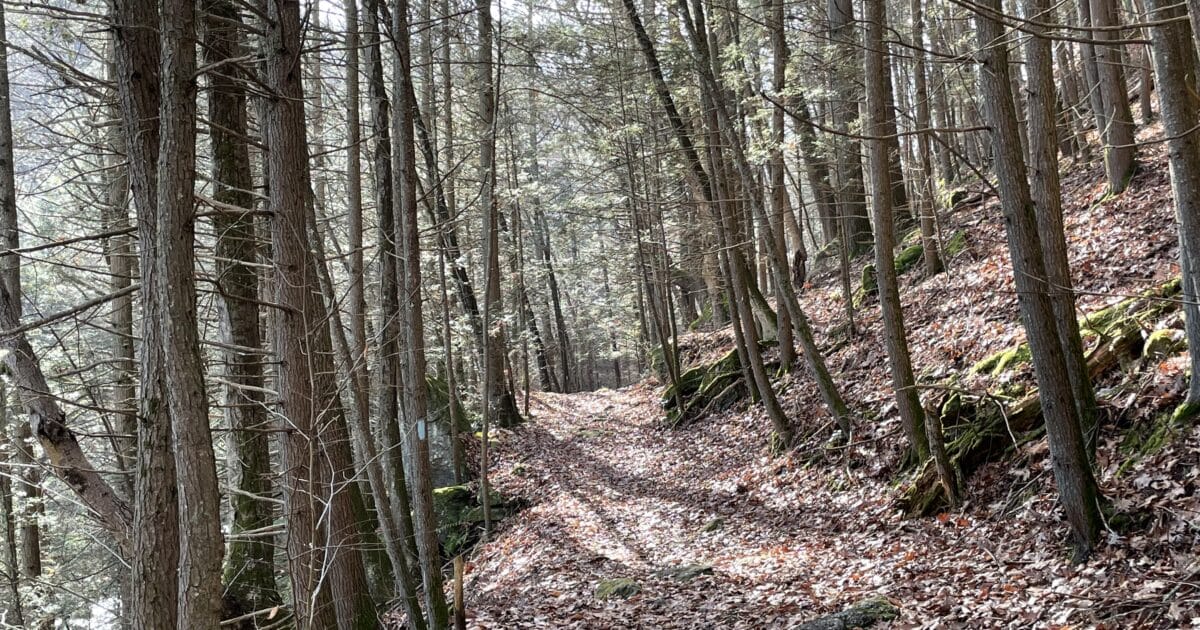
[443,132,1197,629]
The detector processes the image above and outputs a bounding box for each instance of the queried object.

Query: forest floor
[458,129,1200,628]
[463,386,1198,629]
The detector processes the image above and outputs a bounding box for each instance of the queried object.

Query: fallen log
[897,279,1182,515]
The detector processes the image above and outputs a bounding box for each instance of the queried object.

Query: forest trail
[461,384,1200,629]
[462,385,828,627]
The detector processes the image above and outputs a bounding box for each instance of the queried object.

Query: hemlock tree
[1144,0,1200,419]
[974,0,1102,560]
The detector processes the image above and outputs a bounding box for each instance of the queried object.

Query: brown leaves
[444,137,1195,629]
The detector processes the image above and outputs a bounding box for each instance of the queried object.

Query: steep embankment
[458,126,1199,628]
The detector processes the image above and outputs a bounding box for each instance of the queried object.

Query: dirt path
[462,386,897,628]
[460,386,1197,629]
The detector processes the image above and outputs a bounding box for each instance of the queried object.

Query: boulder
[1143,328,1185,360]
[797,596,898,630]
[432,484,512,557]
[595,578,640,601]
[655,564,713,582]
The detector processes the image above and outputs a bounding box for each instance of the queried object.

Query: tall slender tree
[156,0,224,620]
[1023,0,1098,445]
[392,0,450,622]
[1144,0,1200,418]
[865,0,928,463]
[974,0,1102,559]
[201,0,280,617]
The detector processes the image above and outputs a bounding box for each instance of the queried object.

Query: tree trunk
[881,52,912,234]
[366,0,427,618]
[157,0,224,620]
[1143,0,1200,414]
[768,0,796,369]
[1023,0,1099,447]
[974,0,1103,560]
[788,95,838,245]
[910,0,945,277]
[0,4,34,620]
[0,383,24,626]
[110,0,181,622]
[1088,0,1137,191]
[680,0,853,442]
[201,0,280,616]
[392,0,450,622]
[866,0,929,463]
[262,0,352,623]
[827,0,872,256]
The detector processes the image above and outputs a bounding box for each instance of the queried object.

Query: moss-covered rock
[853,264,879,309]
[1171,401,1200,422]
[1118,408,1194,476]
[1143,328,1186,360]
[939,392,962,424]
[943,230,968,258]
[969,343,1031,377]
[432,484,512,557]
[902,277,1185,516]
[1080,278,1182,338]
[894,243,924,275]
[655,564,713,582]
[661,341,777,427]
[595,578,640,600]
[861,264,878,295]
[701,517,725,533]
[797,596,898,630]
[432,486,474,556]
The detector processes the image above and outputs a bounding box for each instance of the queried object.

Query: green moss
[970,343,1030,376]
[473,430,503,445]
[433,485,509,556]
[595,578,640,600]
[701,517,725,533]
[940,392,962,423]
[662,343,774,427]
[894,243,924,275]
[1117,408,1193,476]
[853,264,878,308]
[1080,278,1182,337]
[901,227,923,246]
[832,596,900,627]
[943,230,968,258]
[1143,328,1186,360]
[1171,401,1200,423]
[861,264,878,295]
[996,380,1028,399]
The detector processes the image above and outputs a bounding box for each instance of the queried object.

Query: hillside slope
[456,126,1200,628]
